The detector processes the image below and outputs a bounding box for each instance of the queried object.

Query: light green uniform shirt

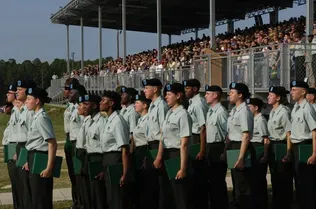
[76,116,91,149]
[26,108,55,152]
[251,113,269,143]
[86,112,105,154]
[133,113,149,147]
[146,96,169,142]
[187,94,208,134]
[101,111,129,152]
[69,104,84,141]
[228,102,254,142]
[2,106,20,145]
[17,105,34,143]
[162,105,192,149]
[64,103,75,134]
[120,104,140,134]
[206,103,228,143]
[267,104,291,141]
[312,103,316,111]
[290,99,316,143]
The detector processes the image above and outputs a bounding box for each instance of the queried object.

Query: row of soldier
[3,77,316,209]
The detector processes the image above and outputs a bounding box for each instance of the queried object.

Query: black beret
[183,79,200,88]
[269,86,290,96]
[205,85,222,93]
[8,84,17,92]
[64,78,80,89]
[307,88,316,94]
[229,82,251,98]
[102,90,121,101]
[246,98,264,108]
[164,83,185,94]
[17,79,37,89]
[290,80,309,89]
[26,87,51,103]
[79,94,101,104]
[70,84,87,96]
[135,94,151,104]
[121,86,138,96]
[142,79,162,87]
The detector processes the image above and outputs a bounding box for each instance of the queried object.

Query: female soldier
[247,98,269,209]
[227,82,254,209]
[24,87,56,209]
[99,90,132,209]
[153,83,192,209]
[131,94,151,209]
[267,86,292,209]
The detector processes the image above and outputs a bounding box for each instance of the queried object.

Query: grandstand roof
[50,0,294,35]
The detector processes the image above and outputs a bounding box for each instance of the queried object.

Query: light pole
[71,52,75,70]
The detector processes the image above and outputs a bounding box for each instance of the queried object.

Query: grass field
[0,200,73,209]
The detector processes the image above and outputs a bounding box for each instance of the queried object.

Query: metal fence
[48,43,316,104]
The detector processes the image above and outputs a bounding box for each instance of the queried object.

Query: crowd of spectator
[61,16,311,80]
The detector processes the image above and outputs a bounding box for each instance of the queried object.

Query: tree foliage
[0,57,113,104]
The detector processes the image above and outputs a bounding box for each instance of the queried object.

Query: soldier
[16,79,37,209]
[153,83,192,209]
[246,98,269,209]
[100,90,132,209]
[289,80,316,209]
[3,84,21,209]
[183,79,208,209]
[142,78,168,209]
[24,87,56,209]
[84,94,107,209]
[227,82,254,209]
[131,94,151,209]
[204,85,229,209]
[267,86,292,209]
[306,88,316,110]
[63,78,81,209]
[75,95,92,209]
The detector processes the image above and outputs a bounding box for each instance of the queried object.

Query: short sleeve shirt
[267,104,291,141]
[69,104,84,141]
[7,106,20,143]
[291,99,316,143]
[133,113,149,147]
[26,108,55,152]
[162,105,192,149]
[251,113,269,143]
[17,105,34,143]
[76,116,91,149]
[120,104,140,134]
[228,102,254,142]
[101,111,130,152]
[187,94,208,134]
[86,113,105,154]
[206,103,228,143]
[64,103,74,134]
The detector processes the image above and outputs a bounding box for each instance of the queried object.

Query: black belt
[17,142,27,145]
[148,140,160,146]
[28,150,48,154]
[9,142,17,144]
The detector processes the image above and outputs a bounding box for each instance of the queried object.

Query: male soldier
[306,88,316,110]
[183,79,208,209]
[143,79,169,209]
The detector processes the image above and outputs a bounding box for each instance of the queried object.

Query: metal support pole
[168,34,172,45]
[307,0,314,36]
[66,25,70,73]
[227,19,234,34]
[157,0,162,61]
[117,30,120,59]
[98,6,103,69]
[209,0,216,50]
[195,28,198,40]
[122,0,126,65]
[80,17,84,71]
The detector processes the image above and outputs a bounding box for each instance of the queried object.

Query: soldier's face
[16,87,27,101]
[205,91,216,104]
[121,93,129,105]
[83,101,96,115]
[247,104,256,115]
[134,101,145,113]
[69,90,79,103]
[144,86,155,99]
[291,87,305,101]
[100,97,112,112]
[26,95,38,111]
[267,93,279,105]
[306,94,315,103]
[64,87,70,98]
[6,91,16,103]
[184,86,194,99]
[228,90,239,104]
[77,103,85,116]
[165,92,179,107]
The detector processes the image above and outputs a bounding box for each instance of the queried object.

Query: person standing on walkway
[16,79,37,209]
[63,78,81,209]
[183,79,208,209]
[227,82,254,209]
[247,98,269,209]
[23,87,56,209]
[100,90,133,209]
[153,83,192,209]
[204,85,229,209]
[290,80,316,209]
[2,84,21,209]
[143,78,169,209]
[267,86,293,209]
